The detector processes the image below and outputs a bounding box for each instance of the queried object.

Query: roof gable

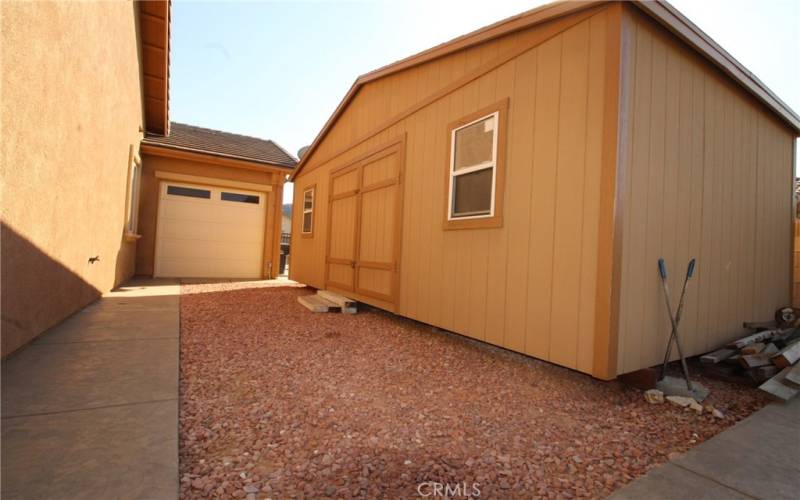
[291,0,799,180]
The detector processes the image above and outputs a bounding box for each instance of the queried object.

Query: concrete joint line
[671,462,761,499]
[34,336,178,345]
[2,397,178,421]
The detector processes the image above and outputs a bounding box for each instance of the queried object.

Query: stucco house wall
[1,1,145,356]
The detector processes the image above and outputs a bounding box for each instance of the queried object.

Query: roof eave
[289,0,601,181]
[139,0,171,135]
[290,0,799,181]
[141,141,296,171]
[633,0,800,133]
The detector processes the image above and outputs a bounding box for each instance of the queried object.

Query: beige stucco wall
[136,152,282,277]
[1,1,144,356]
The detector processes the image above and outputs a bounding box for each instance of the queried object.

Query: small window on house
[221,192,260,204]
[125,154,142,234]
[445,99,507,229]
[167,185,211,199]
[302,187,314,236]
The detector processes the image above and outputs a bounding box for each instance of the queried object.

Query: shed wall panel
[616,11,795,374]
[292,9,611,375]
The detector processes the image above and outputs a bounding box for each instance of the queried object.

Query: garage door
[154,181,267,278]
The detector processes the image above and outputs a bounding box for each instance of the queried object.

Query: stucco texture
[1,1,145,356]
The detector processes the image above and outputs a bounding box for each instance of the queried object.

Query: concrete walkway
[611,397,800,500]
[1,279,179,499]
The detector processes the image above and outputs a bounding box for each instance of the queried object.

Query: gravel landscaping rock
[179,284,770,499]
[666,395,694,408]
[643,389,664,404]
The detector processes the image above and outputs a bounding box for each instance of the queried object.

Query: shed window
[445,100,506,229]
[125,153,142,234]
[450,113,496,219]
[302,186,314,236]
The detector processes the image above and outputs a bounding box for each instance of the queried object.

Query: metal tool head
[687,258,696,279]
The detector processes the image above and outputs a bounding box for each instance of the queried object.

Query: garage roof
[143,122,297,169]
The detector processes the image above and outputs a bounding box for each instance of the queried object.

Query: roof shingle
[143,122,297,168]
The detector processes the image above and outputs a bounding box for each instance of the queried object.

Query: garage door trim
[154,170,273,193]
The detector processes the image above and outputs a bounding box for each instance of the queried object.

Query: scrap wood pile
[699,308,800,402]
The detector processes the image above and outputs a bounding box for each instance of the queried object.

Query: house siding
[1,1,145,356]
[292,6,613,376]
[615,8,796,374]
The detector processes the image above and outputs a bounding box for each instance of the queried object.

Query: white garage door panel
[155,182,267,278]
[160,201,264,224]
[157,218,265,244]
[156,258,258,279]
[158,239,263,262]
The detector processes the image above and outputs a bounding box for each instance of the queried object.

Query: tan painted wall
[1,1,145,356]
[794,220,800,307]
[615,9,796,374]
[292,7,614,376]
[137,152,283,277]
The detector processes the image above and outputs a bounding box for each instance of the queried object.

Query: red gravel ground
[179,283,770,499]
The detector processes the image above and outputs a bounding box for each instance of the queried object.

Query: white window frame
[301,187,315,235]
[447,111,499,220]
[125,154,142,235]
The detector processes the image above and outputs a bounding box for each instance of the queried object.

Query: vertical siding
[794,220,800,307]
[616,12,795,374]
[290,167,329,289]
[578,13,608,373]
[292,8,611,375]
[526,35,562,361]
[550,21,590,368]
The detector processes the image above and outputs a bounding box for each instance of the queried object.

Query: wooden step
[297,294,341,313]
[317,289,357,308]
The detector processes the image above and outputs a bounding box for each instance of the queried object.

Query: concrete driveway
[1,279,179,499]
[611,397,800,500]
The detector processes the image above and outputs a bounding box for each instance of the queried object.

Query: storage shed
[289,0,799,379]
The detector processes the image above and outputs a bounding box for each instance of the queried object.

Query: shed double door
[326,141,404,304]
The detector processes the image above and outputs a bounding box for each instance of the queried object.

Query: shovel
[659,258,695,383]
[656,258,708,401]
